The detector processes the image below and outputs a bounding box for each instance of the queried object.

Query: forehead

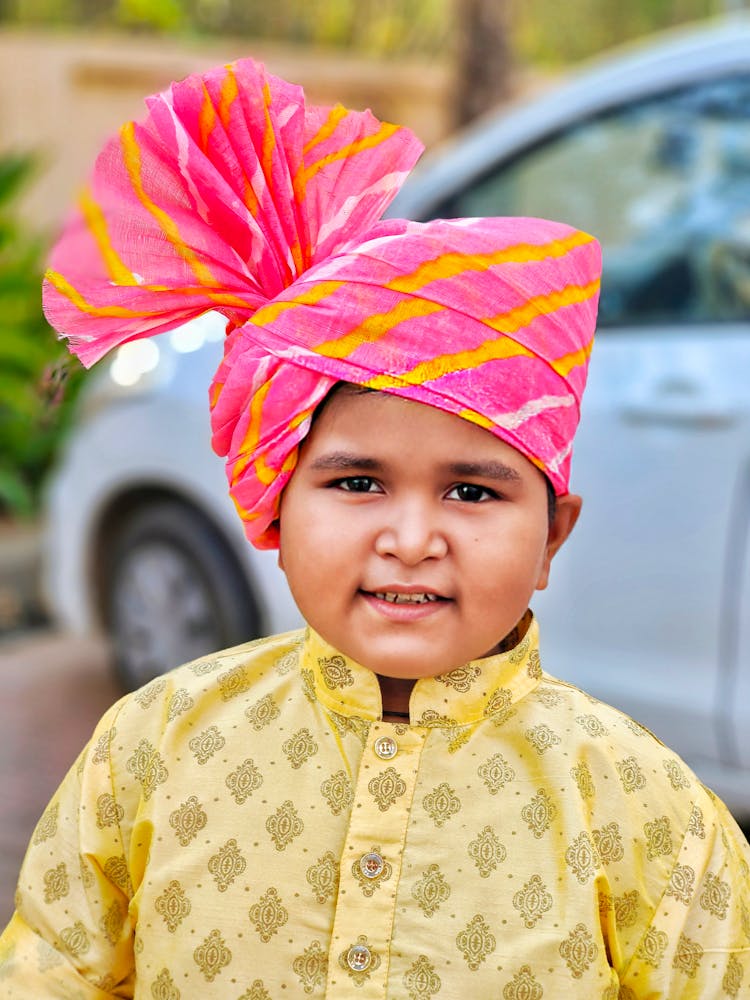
[301,387,538,480]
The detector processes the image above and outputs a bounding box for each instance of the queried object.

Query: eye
[446,483,497,503]
[334,476,382,494]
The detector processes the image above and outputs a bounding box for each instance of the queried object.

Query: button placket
[325,724,427,996]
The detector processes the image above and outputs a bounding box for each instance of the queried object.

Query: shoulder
[530,674,750,924]
[70,629,308,848]
[100,628,306,754]
[537,670,693,767]
[532,671,719,840]
[141,626,304,696]
[130,625,305,706]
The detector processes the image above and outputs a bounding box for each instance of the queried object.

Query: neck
[376,610,533,722]
[492,608,533,655]
[378,674,415,720]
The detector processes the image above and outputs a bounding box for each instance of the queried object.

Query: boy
[1,59,748,998]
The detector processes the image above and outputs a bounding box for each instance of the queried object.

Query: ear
[535,493,582,591]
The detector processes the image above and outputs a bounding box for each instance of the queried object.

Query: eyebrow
[447,460,522,483]
[308,452,521,482]
[308,452,383,472]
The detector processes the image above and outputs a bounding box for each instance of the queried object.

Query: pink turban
[43,59,601,549]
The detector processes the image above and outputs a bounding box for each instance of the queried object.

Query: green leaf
[0,150,89,514]
[0,467,34,519]
[0,153,35,210]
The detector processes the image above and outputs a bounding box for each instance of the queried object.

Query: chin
[360,646,466,680]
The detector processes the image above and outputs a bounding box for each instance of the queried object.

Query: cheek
[278,542,322,619]
[279,497,352,584]
[467,521,549,585]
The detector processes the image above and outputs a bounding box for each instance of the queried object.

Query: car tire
[103,499,261,691]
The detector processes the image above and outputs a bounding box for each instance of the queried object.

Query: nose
[373,500,448,565]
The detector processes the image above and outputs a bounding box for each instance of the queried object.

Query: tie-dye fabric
[42,58,601,549]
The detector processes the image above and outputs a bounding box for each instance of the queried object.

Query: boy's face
[278,387,580,679]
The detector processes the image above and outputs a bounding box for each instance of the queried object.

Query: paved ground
[0,630,120,928]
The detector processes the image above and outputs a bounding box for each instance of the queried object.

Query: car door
[424,74,750,782]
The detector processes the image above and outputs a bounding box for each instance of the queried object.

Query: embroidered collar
[301,617,543,727]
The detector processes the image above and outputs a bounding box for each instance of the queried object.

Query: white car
[44,18,750,817]
[43,313,302,690]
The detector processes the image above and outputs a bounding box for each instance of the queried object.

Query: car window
[439,76,750,327]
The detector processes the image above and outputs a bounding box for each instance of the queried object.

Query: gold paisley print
[1,620,748,999]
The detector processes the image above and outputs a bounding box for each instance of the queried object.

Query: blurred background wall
[0,30,451,235]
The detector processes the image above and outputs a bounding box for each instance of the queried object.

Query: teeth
[374,592,439,604]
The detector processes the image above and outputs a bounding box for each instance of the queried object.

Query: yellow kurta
[1,619,749,998]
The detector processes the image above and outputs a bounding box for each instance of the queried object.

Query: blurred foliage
[513,0,727,66]
[0,0,733,61]
[0,153,86,518]
[4,0,448,53]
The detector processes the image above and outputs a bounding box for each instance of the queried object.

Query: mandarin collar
[300,617,543,727]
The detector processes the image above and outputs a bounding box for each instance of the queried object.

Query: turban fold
[43,58,601,549]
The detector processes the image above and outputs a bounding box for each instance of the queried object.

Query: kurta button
[374,735,397,759]
[347,943,372,972]
[360,852,385,879]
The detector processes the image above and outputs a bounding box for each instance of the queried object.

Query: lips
[362,585,450,608]
[359,586,451,625]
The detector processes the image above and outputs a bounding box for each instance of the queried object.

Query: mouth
[360,587,451,620]
[372,591,442,605]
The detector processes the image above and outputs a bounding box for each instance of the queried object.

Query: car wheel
[103,500,261,690]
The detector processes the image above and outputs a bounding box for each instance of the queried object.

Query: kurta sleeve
[0,697,137,997]
[618,788,750,998]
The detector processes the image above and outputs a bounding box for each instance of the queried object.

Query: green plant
[0,152,86,518]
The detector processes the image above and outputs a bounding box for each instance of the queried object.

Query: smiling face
[278,387,581,679]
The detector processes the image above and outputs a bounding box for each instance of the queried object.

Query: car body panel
[536,326,749,790]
